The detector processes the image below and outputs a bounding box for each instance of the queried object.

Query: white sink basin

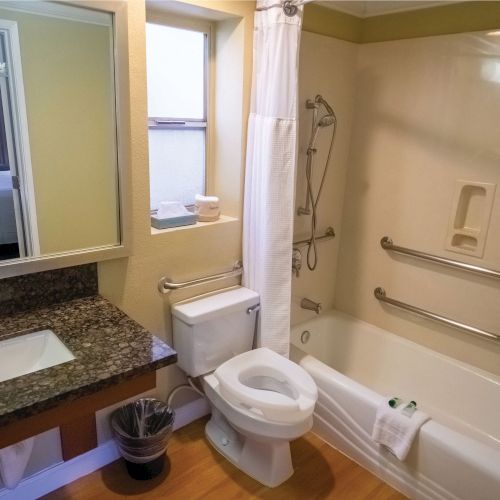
[0,329,75,383]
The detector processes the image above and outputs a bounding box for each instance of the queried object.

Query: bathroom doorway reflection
[0,86,22,260]
[0,20,38,260]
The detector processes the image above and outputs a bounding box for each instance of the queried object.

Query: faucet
[301,298,321,314]
[292,248,302,277]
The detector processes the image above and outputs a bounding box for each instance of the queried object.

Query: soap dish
[151,213,197,229]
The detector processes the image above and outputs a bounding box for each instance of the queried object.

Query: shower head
[306,94,337,150]
[315,95,337,128]
[318,114,336,127]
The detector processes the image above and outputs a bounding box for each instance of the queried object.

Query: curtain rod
[256,0,307,17]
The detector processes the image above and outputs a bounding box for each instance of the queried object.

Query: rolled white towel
[371,399,429,460]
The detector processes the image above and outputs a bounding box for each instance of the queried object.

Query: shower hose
[305,125,336,271]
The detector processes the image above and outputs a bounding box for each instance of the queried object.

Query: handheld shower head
[318,114,336,127]
[315,95,337,128]
[307,96,336,149]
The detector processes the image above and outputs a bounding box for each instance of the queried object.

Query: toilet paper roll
[195,194,220,222]
[195,194,219,206]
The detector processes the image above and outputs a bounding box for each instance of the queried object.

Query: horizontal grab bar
[381,236,500,280]
[293,226,335,247]
[158,261,243,294]
[374,287,500,342]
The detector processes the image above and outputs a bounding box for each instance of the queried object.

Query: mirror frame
[0,0,132,279]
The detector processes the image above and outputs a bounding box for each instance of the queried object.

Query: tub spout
[301,298,321,314]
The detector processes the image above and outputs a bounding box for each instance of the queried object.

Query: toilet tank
[171,287,260,377]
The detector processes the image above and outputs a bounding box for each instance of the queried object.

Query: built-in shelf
[445,180,496,257]
[151,214,238,235]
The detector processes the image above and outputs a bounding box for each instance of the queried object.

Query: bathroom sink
[0,330,75,383]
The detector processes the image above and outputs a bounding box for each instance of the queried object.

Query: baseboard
[0,440,120,500]
[173,396,210,431]
[0,397,210,499]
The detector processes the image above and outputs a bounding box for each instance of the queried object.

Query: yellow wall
[304,1,500,43]
[98,0,255,399]
[362,1,500,42]
[0,7,119,254]
[302,3,362,43]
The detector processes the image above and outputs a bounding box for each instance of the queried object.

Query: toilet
[171,287,318,487]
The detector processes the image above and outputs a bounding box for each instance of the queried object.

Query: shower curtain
[243,0,304,357]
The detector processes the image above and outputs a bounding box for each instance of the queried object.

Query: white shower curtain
[243,0,304,357]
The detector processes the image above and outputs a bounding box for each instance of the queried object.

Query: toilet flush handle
[247,304,261,314]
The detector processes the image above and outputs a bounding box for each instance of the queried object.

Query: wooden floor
[44,418,406,500]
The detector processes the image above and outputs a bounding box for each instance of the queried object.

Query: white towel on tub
[372,399,430,460]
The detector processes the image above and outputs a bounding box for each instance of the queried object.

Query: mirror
[0,1,120,264]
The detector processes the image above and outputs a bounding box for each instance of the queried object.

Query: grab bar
[381,236,500,280]
[293,226,335,247]
[374,287,500,342]
[158,261,243,294]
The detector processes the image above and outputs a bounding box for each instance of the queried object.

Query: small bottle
[402,400,417,417]
[388,397,403,408]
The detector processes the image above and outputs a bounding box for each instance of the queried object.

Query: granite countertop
[0,295,177,426]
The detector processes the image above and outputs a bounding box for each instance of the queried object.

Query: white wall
[335,32,500,374]
[292,31,358,324]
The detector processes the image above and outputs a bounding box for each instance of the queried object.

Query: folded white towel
[371,399,429,460]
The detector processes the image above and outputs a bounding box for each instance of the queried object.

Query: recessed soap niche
[445,180,496,257]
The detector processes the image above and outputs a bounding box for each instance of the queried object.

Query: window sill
[150,214,238,235]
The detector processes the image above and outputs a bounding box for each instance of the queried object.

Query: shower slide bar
[293,226,335,247]
[374,287,500,342]
[381,236,500,280]
[158,261,243,294]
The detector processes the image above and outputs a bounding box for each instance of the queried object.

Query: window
[146,22,208,211]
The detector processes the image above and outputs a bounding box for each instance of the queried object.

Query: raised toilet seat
[171,287,319,487]
[214,347,317,424]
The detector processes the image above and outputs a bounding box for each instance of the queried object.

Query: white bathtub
[290,310,500,500]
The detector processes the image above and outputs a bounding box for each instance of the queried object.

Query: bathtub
[290,310,500,500]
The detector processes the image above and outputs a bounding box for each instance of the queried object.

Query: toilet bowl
[171,288,318,487]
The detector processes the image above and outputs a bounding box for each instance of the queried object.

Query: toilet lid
[214,348,318,424]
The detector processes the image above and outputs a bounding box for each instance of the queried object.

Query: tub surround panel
[335,31,500,374]
[292,32,357,325]
[0,264,97,317]
[0,295,176,426]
